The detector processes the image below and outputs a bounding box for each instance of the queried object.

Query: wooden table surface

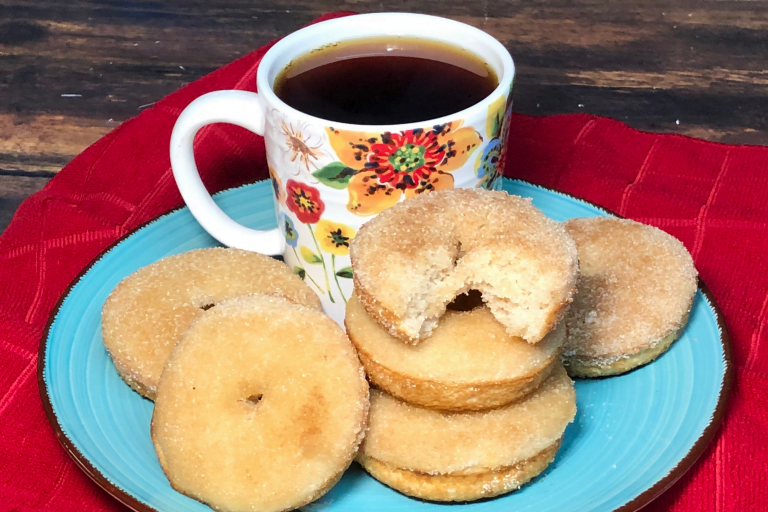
[2,0,768,232]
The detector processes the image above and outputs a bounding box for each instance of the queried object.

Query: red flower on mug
[367,129,445,190]
[286,179,325,224]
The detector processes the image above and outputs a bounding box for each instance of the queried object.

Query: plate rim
[37,178,734,512]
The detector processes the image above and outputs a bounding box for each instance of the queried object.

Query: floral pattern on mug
[475,95,511,190]
[269,165,284,204]
[495,96,514,183]
[298,233,342,305]
[281,181,353,304]
[315,122,482,216]
[296,218,355,304]
[268,110,332,175]
[315,219,355,300]
[285,179,324,223]
[281,211,325,293]
[486,95,506,141]
[476,138,503,190]
[316,219,356,256]
[279,212,298,247]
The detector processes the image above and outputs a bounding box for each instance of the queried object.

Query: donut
[151,294,369,512]
[562,217,698,377]
[357,364,576,502]
[349,188,579,345]
[345,292,565,411]
[102,248,321,400]
[358,441,560,503]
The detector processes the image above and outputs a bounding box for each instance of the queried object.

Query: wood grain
[0,173,50,230]
[2,0,768,231]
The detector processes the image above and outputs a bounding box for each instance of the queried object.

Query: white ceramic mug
[170,12,515,324]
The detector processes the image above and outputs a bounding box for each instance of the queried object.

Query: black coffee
[273,37,498,125]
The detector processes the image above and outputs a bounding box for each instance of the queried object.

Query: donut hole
[447,289,484,312]
[400,246,574,343]
[243,393,263,407]
[239,393,264,420]
[194,296,218,311]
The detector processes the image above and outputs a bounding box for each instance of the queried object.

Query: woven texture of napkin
[1,11,765,512]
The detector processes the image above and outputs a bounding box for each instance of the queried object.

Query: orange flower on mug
[269,165,284,204]
[320,122,482,216]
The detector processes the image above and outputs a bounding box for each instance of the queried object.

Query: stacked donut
[346,188,580,502]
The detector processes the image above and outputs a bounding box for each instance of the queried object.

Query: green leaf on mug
[335,266,353,279]
[293,266,306,279]
[312,162,358,189]
[300,246,323,264]
[491,111,504,139]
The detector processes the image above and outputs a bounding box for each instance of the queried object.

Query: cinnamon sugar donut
[358,442,560,503]
[151,294,369,512]
[102,248,321,400]
[357,364,576,502]
[562,217,698,377]
[349,188,579,345]
[345,292,565,411]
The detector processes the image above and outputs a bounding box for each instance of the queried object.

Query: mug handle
[170,90,285,255]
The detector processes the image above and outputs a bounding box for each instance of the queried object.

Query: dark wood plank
[3,0,768,230]
[0,173,50,231]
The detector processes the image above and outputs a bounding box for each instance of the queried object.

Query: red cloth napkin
[1,11,765,512]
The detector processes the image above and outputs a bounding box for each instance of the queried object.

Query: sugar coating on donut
[357,439,560,502]
[102,248,321,400]
[359,364,575,476]
[346,292,565,411]
[350,188,579,344]
[151,294,369,512]
[562,217,698,375]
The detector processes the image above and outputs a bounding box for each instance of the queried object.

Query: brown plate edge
[36,178,735,512]
[37,203,190,512]
[613,280,733,512]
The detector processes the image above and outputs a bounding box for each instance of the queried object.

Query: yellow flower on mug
[486,95,506,139]
[321,122,482,216]
[315,219,357,256]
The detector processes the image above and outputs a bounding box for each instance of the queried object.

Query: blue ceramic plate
[40,179,732,512]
